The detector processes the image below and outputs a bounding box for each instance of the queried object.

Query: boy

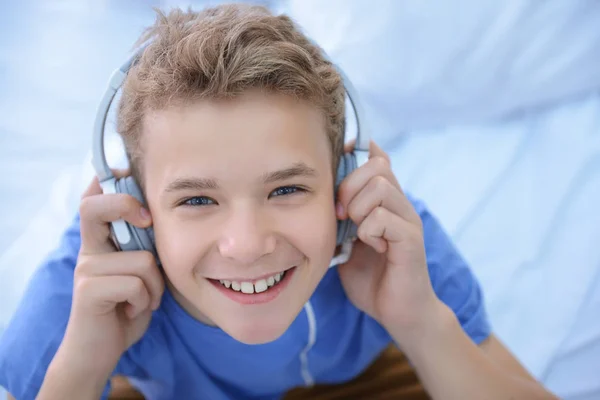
[0,4,556,400]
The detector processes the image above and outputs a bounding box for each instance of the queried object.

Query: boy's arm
[479,334,540,383]
[389,302,558,400]
[0,211,149,400]
[6,377,144,400]
[6,377,145,400]
[333,145,555,398]
[6,376,144,400]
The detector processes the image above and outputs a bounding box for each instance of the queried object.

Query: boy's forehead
[143,92,327,142]
[140,93,333,180]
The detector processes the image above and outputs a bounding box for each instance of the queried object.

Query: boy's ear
[344,139,356,153]
[112,168,131,179]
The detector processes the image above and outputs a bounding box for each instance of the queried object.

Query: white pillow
[285,0,600,144]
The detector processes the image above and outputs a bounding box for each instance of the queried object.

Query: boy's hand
[336,141,442,346]
[51,173,164,382]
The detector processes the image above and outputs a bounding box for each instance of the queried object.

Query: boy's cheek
[303,204,338,262]
[153,204,337,261]
[152,201,338,279]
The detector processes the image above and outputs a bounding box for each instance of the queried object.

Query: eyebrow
[262,162,318,184]
[164,177,218,193]
[164,162,318,194]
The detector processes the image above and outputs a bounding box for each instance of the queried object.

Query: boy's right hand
[50,173,164,383]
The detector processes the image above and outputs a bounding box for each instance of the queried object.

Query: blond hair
[116,4,346,185]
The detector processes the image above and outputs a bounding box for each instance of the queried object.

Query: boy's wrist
[386,299,457,354]
[39,345,114,400]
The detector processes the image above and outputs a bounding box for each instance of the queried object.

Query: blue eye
[270,186,303,197]
[183,196,216,206]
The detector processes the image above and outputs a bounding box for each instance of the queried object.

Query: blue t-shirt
[0,196,491,400]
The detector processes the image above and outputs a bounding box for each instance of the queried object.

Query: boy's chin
[217,314,296,345]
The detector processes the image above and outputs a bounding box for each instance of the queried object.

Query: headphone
[91,42,370,267]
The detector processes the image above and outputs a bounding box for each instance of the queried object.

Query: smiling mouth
[209,266,298,305]
[215,269,290,294]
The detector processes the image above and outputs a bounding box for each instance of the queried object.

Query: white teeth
[218,270,289,293]
[254,279,268,293]
[240,282,254,294]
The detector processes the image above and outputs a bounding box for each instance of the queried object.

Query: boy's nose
[217,208,276,264]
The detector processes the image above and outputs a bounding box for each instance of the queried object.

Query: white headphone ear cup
[335,153,358,246]
[115,177,158,259]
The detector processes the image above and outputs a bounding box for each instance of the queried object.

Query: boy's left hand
[336,141,442,343]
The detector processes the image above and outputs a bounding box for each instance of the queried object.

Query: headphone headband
[92,42,370,183]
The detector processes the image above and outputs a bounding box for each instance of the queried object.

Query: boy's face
[141,91,338,344]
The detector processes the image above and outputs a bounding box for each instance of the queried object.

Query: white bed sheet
[384,93,600,399]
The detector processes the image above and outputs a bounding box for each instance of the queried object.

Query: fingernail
[336,202,344,218]
[140,207,150,220]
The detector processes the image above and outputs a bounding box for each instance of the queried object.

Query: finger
[366,141,391,164]
[79,193,152,255]
[76,251,164,310]
[81,176,103,199]
[357,207,389,254]
[346,175,411,227]
[78,275,151,319]
[337,156,405,218]
[357,207,423,264]
[343,140,391,165]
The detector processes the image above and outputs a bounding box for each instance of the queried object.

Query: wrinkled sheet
[384,95,600,399]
